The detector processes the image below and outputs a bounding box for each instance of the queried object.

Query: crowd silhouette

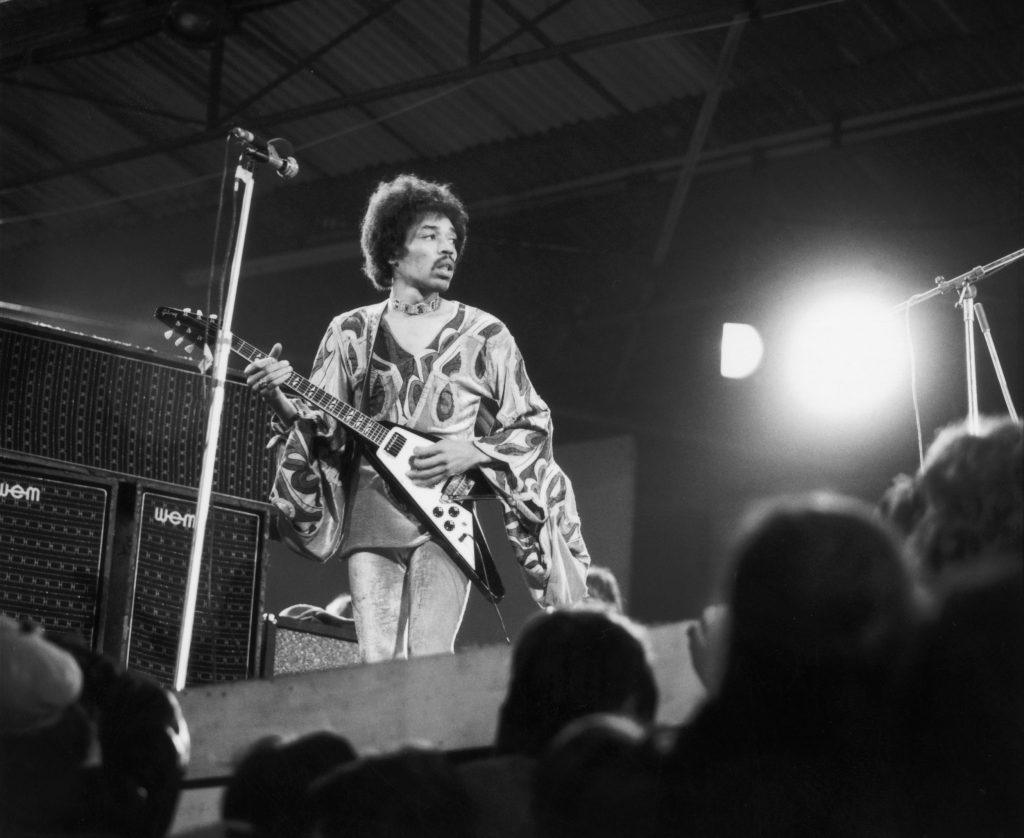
[1,415,1020,837]
[1,618,190,837]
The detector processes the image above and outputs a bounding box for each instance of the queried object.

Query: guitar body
[155,305,505,604]
[362,423,505,603]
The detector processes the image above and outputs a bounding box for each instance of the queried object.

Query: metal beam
[493,0,628,113]
[233,18,421,164]
[38,61,210,181]
[0,78,205,126]
[168,84,1023,281]
[470,83,1024,217]
[478,0,576,61]
[0,117,123,217]
[258,3,797,126]
[609,15,747,397]
[652,15,747,268]
[218,0,405,124]
[0,0,305,73]
[1,1,841,191]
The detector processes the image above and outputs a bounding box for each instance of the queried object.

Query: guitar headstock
[154,306,218,371]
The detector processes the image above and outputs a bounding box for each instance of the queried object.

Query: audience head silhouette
[894,557,1024,837]
[659,493,917,837]
[720,491,913,712]
[0,616,83,736]
[0,623,190,837]
[495,608,658,757]
[300,744,479,838]
[223,730,357,838]
[583,565,625,613]
[533,713,664,838]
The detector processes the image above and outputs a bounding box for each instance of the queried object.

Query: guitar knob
[443,520,456,532]
[448,506,460,518]
[432,507,444,518]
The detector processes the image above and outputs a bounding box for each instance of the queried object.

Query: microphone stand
[172,152,257,692]
[892,248,1023,433]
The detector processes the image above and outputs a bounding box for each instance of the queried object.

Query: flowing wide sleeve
[268,311,368,562]
[471,321,590,607]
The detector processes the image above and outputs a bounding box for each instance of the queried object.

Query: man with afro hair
[247,174,590,662]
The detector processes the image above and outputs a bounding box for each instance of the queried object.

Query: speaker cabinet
[0,315,276,502]
[261,614,361,677]
[0,458,118,648]
[107,481,271,688]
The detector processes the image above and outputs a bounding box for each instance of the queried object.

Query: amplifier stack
[0,316,275,687]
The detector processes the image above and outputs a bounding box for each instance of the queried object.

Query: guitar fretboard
[230,334,388,447]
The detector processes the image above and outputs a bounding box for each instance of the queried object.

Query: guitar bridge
[441,473,475,504]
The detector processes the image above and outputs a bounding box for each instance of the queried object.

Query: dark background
[2,0,1021,626]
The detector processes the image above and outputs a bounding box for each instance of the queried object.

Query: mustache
[434,257,456,269]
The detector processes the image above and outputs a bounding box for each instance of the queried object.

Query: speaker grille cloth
[127,491,261,686]
[0,468,111,645]
[0,324,275,501]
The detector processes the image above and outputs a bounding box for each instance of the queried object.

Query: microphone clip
[230,127,299,179]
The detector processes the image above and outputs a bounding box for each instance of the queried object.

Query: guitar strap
[359,302,388,413]
[347,302,388,471]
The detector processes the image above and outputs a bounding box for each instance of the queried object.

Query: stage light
[164,0,230,47]
[782,291,906,423]
[721,322,764,379]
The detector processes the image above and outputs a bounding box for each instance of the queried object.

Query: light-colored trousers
[348,541,471,662]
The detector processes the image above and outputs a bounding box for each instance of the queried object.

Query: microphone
[230,127,300,179]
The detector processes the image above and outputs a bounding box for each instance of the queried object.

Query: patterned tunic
[269,301,590,607]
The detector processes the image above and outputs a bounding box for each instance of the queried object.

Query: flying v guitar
[155,306,505,603]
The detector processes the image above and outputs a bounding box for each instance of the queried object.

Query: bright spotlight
[783,292,906,422]
[721,322,764,379]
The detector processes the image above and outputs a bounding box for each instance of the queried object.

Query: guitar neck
[229,334,387,447]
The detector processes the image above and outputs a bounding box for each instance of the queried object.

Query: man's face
[391,212,458,294]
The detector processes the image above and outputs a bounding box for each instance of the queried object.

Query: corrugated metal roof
[1,0,1021,251]
[1,0,1021,636]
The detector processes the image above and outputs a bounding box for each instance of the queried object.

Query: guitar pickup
[383,432,406,457]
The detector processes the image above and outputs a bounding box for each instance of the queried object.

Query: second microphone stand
[893,248,1022,433]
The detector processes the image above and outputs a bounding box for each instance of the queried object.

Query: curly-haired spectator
[883,415,1024,837]
[904,415,1021,584]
